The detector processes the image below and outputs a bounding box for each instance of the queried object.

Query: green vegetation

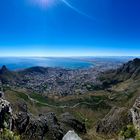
[120,125,136,139]
[135,131,140,140]
[30,93,47,103]
[16,92,29,101]
[119,125,140,140]
[83,83,101,91]
[0,129,20,140]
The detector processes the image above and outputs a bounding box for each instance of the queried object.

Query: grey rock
[23,115,48,140]
[42,112,63,140]
[96,107,132,134]
[17,100,28,112]
[15,112,30,134]
[60,112,86,133]
[0,98,13,130]
[62,130,82,140]
[15,112,63,140]
[130,96,140,130]
[0,91,4,98]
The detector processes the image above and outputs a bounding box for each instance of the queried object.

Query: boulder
[60,112,86,133]
[62,130,82,140]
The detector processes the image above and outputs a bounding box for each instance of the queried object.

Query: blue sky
[0,0,140,56]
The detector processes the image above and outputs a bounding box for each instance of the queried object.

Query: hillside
[1,58,140,140]
[99,58,140,87]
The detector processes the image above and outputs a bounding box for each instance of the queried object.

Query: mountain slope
[0,65,19,84]
[1,58,140,140]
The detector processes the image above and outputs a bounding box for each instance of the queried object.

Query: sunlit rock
[0,97,13,130]
[62,130,82,140]
[130,96,140,130]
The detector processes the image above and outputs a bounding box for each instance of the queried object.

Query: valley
[1,58,140,140]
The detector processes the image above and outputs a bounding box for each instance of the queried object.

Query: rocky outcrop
[15,112,30,134]
[0,65,18,84]
[0,96,13,130]
[130,96,140,130]
[0,80,2,90]
[0,65,9,74]
[17,100,28,112]
[60,112,86,133]
[96,107,132,134]
[15,112,63,140]
[62,130,82,140]
[99,58,140,89]
[0,90,86,140]
[40,113,63,140]
[116,58,140,80]
[0,91,4,98]
[0,97,86,140]
[22,115,49,140]
[15,111,86,140]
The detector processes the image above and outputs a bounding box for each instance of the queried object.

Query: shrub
[0,128,20,140]
[119,125,136,139]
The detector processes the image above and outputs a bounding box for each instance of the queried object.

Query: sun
[29,0,92,19]
[30,0,56,8]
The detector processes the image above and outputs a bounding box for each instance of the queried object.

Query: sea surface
[0,57,94,70]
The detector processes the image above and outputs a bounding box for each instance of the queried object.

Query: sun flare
[30,0,56,8]
[29,0,92,19]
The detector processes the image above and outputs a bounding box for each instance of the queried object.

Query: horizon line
[0,55,139,58]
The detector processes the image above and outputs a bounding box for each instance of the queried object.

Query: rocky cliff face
[94,58,140,139]
[130,96,140,130]
[60,112,86,134]
[15,111,85,140]
[99,58,140,89]
[116,58,140,80]
[96,95,140,139]
[0,94,13,130]
[15,112,63,140]
[0,65,18,84]
[96,107,132,134]
[0,91,85,140]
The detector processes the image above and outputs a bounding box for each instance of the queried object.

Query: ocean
[0,57,93,70]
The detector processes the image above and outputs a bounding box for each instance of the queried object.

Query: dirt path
[25,93,103,109]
